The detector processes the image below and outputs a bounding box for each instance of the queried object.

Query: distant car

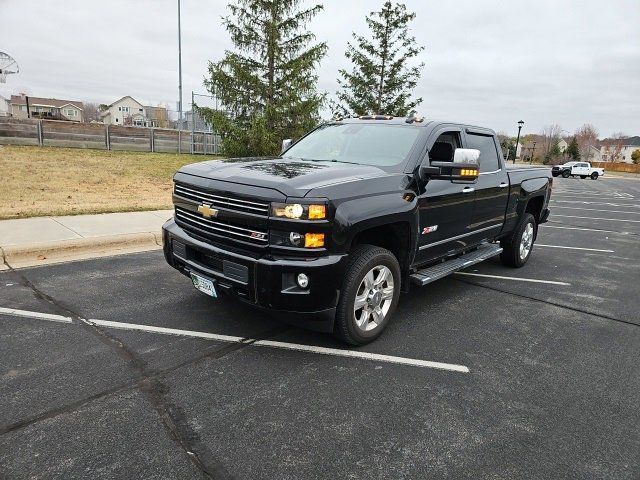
[552,161,604,179]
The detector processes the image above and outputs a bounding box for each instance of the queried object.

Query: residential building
[557,139,568,153]
[0,94,9,116]
[101,96,170,128]
[100,96,147,126]
[600,136,640,163]
[145,105,170,128]
[9,94,84,121]
[177,109,212,132]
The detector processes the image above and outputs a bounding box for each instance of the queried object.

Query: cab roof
[331,115,495,135]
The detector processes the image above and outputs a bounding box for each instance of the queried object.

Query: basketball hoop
[0,52,20,83]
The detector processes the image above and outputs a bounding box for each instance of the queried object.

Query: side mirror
[281,138,293,154]
[420,148,481,181]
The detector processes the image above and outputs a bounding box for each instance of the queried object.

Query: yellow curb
[1,232,163,270]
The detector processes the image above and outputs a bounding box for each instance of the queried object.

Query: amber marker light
[304,233,325,248]
[308,204,326,220]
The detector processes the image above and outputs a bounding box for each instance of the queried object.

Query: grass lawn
[0,145,223,219]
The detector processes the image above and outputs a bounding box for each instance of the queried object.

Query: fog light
[296,273,309,289]
[289,232,303,246]
[304,233,325,248]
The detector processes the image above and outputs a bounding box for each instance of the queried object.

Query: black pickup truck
[163,116,552,344]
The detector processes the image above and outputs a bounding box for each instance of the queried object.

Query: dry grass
[0,145,222,219]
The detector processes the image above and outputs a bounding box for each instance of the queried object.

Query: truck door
[464,131,509,243]
[414,127,475,264]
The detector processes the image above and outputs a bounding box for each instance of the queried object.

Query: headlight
[272,202,327,220]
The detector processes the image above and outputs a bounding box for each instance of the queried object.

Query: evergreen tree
[203,0,327,157]
[565,136,580,160]
[335,1,425,116]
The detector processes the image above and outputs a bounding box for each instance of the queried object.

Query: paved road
[1,177,639,479]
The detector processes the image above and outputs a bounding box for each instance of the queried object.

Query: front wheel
[334,245,401,345]
[591,172,599,180]
[500,213,536,268]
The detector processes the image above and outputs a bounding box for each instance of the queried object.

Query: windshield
[283,123,422,167]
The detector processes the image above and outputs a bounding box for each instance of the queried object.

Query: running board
[410,243,503,286]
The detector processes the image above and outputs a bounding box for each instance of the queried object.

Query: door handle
[499,182,508,188]
[462,187,475,194]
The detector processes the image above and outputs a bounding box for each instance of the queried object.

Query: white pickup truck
[552,161,604,180]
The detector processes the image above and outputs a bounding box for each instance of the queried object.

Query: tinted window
[467,134,500,173]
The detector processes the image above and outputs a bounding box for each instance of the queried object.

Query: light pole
[177,0,183,133]
[513,120,524,164]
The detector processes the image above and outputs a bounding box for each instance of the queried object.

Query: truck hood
[177,157,393,198]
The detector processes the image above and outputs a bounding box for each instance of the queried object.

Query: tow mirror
[281,138,293,154]
[419,148,481,181]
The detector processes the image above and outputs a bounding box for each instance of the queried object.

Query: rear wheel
[562,170,570,178]
[334,245,401,345]
[591,172,599,180]
[500,213,536,268]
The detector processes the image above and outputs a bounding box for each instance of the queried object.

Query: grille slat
[174,184,270,215]
[175,207,268,245]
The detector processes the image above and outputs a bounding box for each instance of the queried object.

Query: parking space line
[0,306,469,373]
[252,339,470,372]
[542,225,632,234]
[536,244,614,253]
[551,200,640,208]
[552,206,640,215]
[552,214,640,223]
[0,307,73,323]
[455,272,570,285]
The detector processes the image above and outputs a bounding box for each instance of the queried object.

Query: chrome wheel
[519,223,534,261]
[353,265,394,332]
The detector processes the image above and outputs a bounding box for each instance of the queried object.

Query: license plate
[190,272,217,298]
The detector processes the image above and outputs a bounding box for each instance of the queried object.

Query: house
[100,96,147,126]
[177,109,212,132]
[145,105,170,128]
[9,94,84,121]
[0,94,9,117]
[557,139,568,153]
[101,96,169,127]
[600,136,640,163]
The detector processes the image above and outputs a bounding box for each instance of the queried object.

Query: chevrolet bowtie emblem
[197,204,218,218]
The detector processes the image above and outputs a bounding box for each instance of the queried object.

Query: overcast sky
[1,0,638,137]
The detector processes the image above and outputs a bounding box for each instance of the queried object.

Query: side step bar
[410,243,503,286]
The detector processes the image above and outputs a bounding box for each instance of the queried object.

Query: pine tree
[335,1,425,116]
[565,136,581,160]
[203,0,327,157]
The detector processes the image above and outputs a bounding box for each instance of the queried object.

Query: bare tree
[540,124,563,160]
[601,132,627,162]
[83,102,101,123]
[574,123,599,161]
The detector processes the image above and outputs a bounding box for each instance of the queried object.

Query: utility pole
[513,120,524,164]
[177,0,183,137]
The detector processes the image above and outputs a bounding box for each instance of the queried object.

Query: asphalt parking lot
[1,176,639,479]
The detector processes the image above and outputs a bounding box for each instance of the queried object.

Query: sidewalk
[0,210,172,270]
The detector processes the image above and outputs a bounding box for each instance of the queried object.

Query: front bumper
[162,219,348,333]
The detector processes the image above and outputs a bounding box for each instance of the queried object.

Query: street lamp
[513,120,524,164]
[177,0,183,135]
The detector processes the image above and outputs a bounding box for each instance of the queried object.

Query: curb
[1,232,163,270]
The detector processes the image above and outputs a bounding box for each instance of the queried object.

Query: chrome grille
[174,183,270,216]
[175,207,268,245]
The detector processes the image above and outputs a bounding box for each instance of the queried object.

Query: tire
[552,172,559,177]
[500,213,536,268]
[580,175,587,179]
[333,245,401,345]
[561,170,570,178]
[591,172,599,180]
